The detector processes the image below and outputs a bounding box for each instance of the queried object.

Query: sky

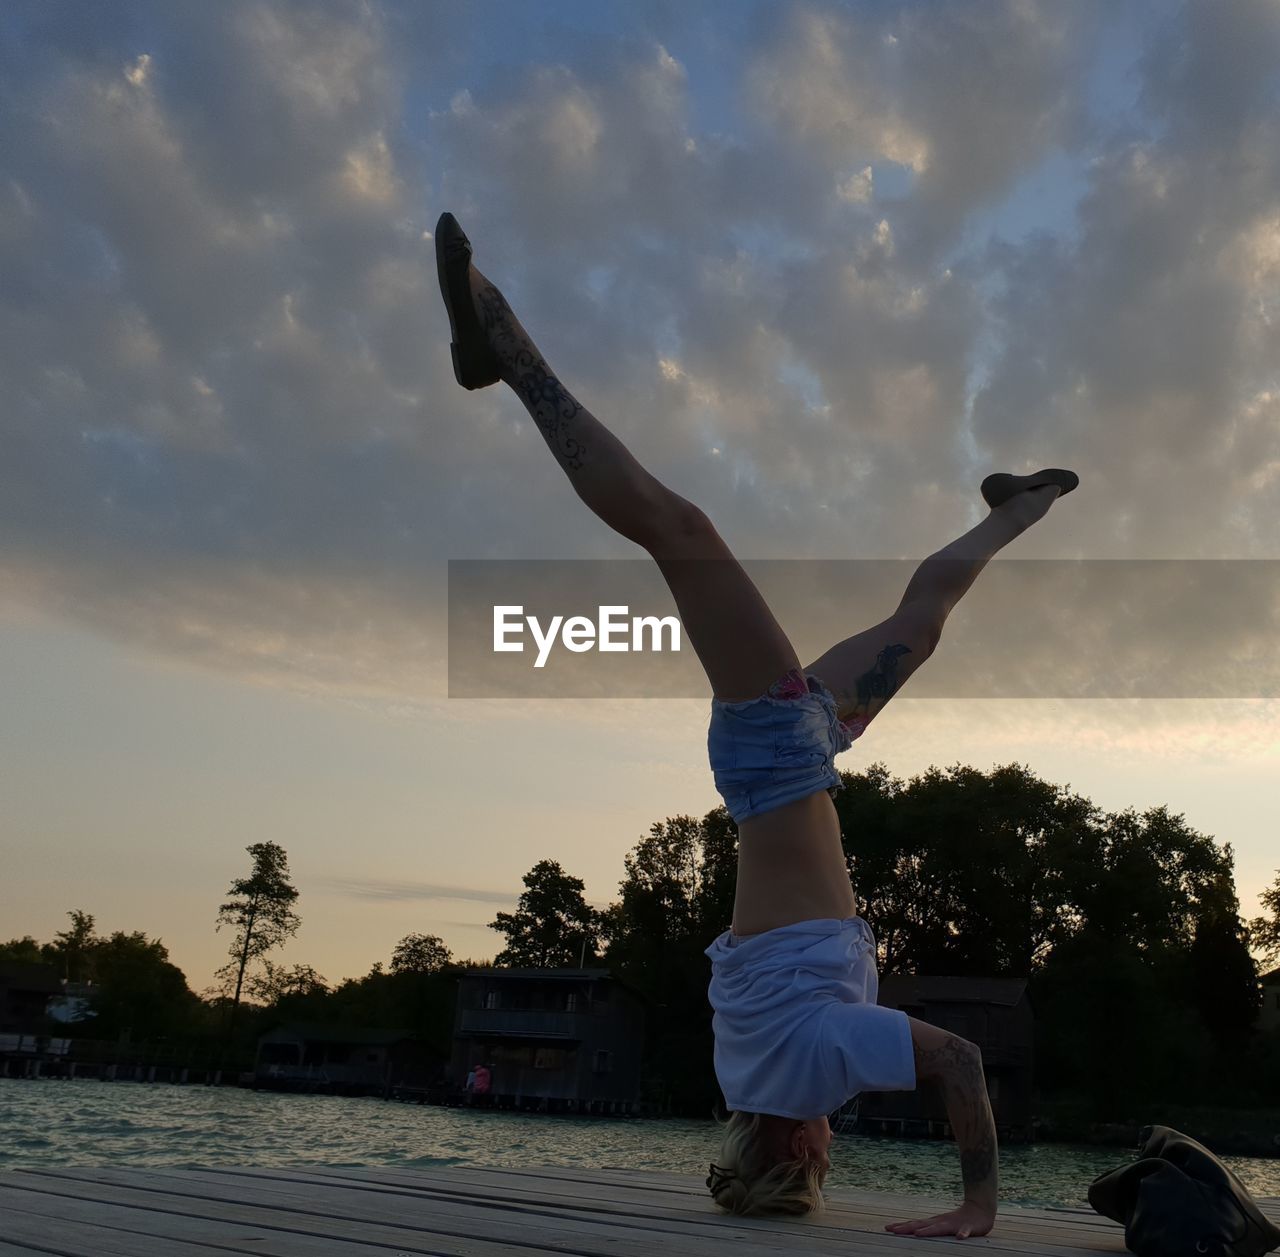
[2,0,1279,992]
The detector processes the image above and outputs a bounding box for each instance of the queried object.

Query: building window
[534,1047,567,1070]
[593,1049,612,1074]
[495,1044,533,1067]
[566,992,579,1012]
[484,990,499,1010]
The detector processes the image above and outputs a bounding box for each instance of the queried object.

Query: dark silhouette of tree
[1248,867,1280,965]
[589,763,1267,1116]
[1184,867,1262,1048]
[0,936,45,965]
[215,842,300,1029]
[248,961,329,1005]
[599,812,736,1113]
[390,933,452,975]
[88,931,199,1041]
[840,763,1098,976]
[2,913,197,1041]
[50,909,98,983]
[5,760,1269,1120]
[489,859,600,967]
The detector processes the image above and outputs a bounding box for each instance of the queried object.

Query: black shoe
[435,212,502,390]
[981,468,1079,509]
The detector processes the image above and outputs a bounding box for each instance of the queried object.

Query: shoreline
[1032,1107,1280,1159]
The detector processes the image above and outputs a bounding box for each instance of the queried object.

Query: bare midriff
[729,789,857,937]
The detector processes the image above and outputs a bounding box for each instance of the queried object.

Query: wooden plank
[8,1166,1127,1256]
[0,1206,257,1257]
[305,1163,1134,1253]
[30,1160,1279,1257]
[344,1159,1067,1221]
[418,1159,1280,1233]
[4,1170,866,1257]
[123,1166,1130,1256]
[0,1184,447,1257]
[0,1243,66,1257]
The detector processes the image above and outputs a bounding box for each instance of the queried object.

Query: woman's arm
[882,1015,999,1239]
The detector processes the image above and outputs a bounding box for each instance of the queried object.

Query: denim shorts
[707,668,866,825]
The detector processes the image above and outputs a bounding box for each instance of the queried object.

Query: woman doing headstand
[436,213,1077,1240]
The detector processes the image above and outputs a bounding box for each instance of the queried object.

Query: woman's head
[707,1110,831,1216]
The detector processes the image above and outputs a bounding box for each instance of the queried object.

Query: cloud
[969,0,1280,558]
[312,874,613,913]
[1,0,1278,710]
[311,876,518,906]
[743,1,1099,259]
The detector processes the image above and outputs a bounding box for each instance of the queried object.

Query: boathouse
[255,1022,432,1095]
[0,961,60,1035]
[858,975,1035,1141]
[451,968,646,1114]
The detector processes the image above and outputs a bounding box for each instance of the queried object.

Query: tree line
[5,762,1280,1118]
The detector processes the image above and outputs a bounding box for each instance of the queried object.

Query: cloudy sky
[3,0,1279,990]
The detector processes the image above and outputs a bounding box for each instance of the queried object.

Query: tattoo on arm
[912,1032,974,1084]
[475,283,587,471]
[915,1037,999,1207]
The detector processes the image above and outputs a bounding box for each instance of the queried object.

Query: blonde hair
[707,1110,827,1217]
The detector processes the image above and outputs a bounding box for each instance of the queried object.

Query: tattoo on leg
[848,642,912,720]
[474,283,586,471]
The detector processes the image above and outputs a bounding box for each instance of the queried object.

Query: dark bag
[1087,1124,1280,1257]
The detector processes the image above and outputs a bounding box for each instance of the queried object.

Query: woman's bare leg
[469,263,796,702]
[806,487,1064,725]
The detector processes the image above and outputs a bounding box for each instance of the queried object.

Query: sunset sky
[3,0,1279,992]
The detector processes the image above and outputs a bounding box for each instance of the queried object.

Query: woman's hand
[884,1199,996,1239]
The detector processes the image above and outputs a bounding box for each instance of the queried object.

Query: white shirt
[704,915,916,1119]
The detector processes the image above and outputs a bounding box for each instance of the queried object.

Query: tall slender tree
[215,842,300,1029]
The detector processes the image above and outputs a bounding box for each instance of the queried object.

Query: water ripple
[1,1078,1276,1209]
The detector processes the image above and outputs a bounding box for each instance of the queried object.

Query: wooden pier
[0,1162,1276,1255]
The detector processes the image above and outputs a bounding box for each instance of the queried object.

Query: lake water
[3,1078,1278,1210]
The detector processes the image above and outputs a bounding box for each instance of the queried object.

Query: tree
[0,936,44,965]
[489,860,600,968]
[603,816,705,979]
[1248,867,1280,966]
[1184,864,1261,1046]
[215,842,301,1028]
[838,762,1099,977]
[49,909,97,982]
[87,931,199,1041]
[598,812,737,1114]
[587,762,1266,1116]
[390,933,452,975]
[248,961,329,1006]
